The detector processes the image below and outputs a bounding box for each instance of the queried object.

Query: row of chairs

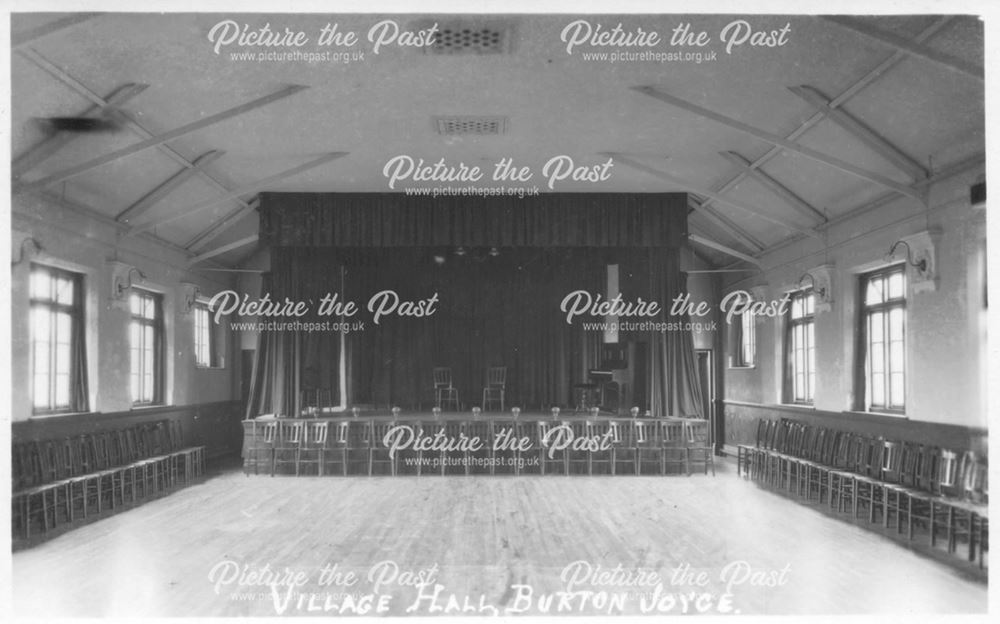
[11,420,205,540]
[737,418,988,568]
[242,417,715,477]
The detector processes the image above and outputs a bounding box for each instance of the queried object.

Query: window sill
[131,403,170,411]
[728,365,756,370]
[29,410,93,420]
[842,409,907,419]
[195,365,226,371]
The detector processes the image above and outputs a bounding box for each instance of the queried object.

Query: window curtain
[71,273,89,412]
[729,311,744,368]
[648,247,705,418]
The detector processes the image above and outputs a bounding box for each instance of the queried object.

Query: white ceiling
[10,13,985,267]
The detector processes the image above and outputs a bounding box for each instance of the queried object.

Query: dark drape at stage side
[244,251,344,419]
[646,248,706,418]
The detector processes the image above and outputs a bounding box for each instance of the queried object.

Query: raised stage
[242,412,714,477]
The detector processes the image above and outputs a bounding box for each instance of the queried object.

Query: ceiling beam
[719,151,827,224]
[188,235,259,266]
[13,82,150,178]
[608,152,821,239]
[18,48,258,224]
[15,83,309,192]
[129,152,348,236]
[116,150,226,224]
[788,85,928,181]
[822,16,984,81]
[688,197,765,253]
[721,153,984,270]
[632,86,924,202]
[693,17,952,217]
[184,199,258,251]
[28,190,227,273]
[12,13,103,48]
[688,234,763,268]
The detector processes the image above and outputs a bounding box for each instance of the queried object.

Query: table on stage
[241,411,714,477]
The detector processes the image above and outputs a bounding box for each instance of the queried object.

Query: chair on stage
[433,367,460,411]
[300,388,333,416]
[482,366,507,412]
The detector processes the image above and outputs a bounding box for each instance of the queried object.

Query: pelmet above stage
[245,192,704,425]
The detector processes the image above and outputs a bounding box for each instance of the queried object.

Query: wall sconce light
[794,265,834,313]
[883,231,939,293]
[885,240,927,273]
[11,237,43,267]
[796,272,827,300]
[108,260,146,308]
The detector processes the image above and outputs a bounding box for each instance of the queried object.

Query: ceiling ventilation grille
[425,23,512,55]
[434,116,508,136]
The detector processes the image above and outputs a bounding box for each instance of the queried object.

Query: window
[129,289,163,405]
[860,266,906,412]
[785,289,815,403]
[30,264,87,413]
[194,302,222,368]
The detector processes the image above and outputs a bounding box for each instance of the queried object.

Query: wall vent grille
[423,23,513,55]
[434,116,508,135]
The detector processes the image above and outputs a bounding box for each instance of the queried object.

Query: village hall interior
[5,11,990,618]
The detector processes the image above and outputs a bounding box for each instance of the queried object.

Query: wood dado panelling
[724,401,987,457]
[12,401,244,459]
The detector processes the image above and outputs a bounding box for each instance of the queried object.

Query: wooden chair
[298,421,329,476]
[244,420,278,476]
[437,420,468,475]
[684,419,715,477]
[373,419,404,475]
[828,432,860,514]
[467,420,494,475]
[324,420,351,476]
[565,420,590,475]
[737,418,766,479]
[433,367,460,411]
[272,421,305,475]
[482,366,507,412]
[929,449,964,552]
[853,436,886,523]
[634,421,662,475]
[491,418,518,475]
[803,428,834,503]
[660,419,688,475]
[587,420,615,475]
[537,421,567,475]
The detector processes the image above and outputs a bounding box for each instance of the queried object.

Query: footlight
[591,407,600,418]
[511,407,521,419]
[351,406,360,419]
[630,406,640,419]
[391,406,401,419]
[551,406,560,420]
[432,406,442,419]
[472,406,482,417]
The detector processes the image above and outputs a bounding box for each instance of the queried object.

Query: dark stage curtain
[341,248,605,410]
[259,193,688,249]
[246,192,703,417]
[647,248,706,418]
[244,250,344,418]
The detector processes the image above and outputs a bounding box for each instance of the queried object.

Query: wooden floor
[12,459,987,617]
